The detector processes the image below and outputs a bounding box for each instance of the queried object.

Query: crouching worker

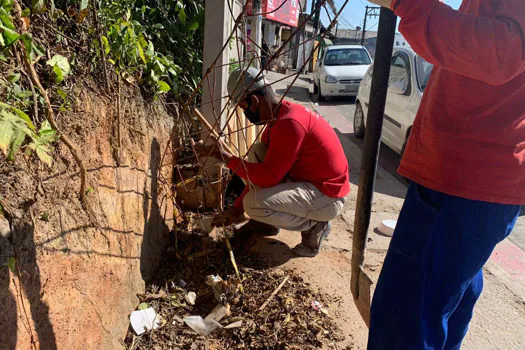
[198,67,350,257]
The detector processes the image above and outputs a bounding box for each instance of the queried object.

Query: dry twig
[258,275,289,311]
[13,0,93,218]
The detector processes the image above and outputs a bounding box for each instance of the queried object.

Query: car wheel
[354,103,365,138]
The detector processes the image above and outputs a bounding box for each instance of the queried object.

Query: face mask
[243,94,262,124]
[244,107,261,124]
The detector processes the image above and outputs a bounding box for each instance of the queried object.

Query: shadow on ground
[313,94,358,107]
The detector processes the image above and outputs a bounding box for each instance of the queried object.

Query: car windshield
[415,55,433,91]
[324,48,371,66]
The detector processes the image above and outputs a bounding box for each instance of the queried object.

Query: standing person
[261,39,270,73]
[198,67,350,257]
[364,0,525,348]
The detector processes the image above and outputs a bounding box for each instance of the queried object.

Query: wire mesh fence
[156,0,351,224]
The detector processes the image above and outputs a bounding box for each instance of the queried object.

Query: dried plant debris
[124,224,345,349]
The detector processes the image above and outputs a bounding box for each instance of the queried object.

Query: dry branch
[259,275,290,311]
[193,108,235,154]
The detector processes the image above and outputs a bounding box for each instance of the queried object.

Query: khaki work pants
[241,143,345,232]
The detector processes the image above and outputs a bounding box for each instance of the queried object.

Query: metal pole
[310,0,322,71]
[361,6,368,46]
[253,0,262,68]
[312,0,322,36]
[350,6,397,318]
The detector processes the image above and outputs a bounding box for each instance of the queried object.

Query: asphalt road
[312,94,408,184]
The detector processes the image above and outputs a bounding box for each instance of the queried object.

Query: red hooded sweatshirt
[395,0,525,204]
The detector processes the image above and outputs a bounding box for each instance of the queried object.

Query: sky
[307,0,463,32]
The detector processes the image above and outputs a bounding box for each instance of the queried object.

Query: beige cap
[227,66,267,103]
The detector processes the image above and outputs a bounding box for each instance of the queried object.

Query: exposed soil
[1,81,174,349]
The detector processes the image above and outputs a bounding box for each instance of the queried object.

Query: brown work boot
[234,219,280,237]
[293,221,332,257]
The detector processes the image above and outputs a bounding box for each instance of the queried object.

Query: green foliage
[1,67,36,114]
[99,0,204,100]
[20,33,44,62]
[0,0,44,60]
[31,0,46,14]
[229,58,241,74]
[26,120,57,165]
[79,0,89,11]
[47,54,71,83]
[0,104,57,165]
[0,105,34,160]
[6,257,16,273]
[56,88,71,112]
[157,80,170,93]
[0,0,19,47]
[0,0,204,167]
[0,0,57,166]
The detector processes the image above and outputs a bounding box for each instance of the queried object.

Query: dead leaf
[67,5,77,17]
[282,314,291,326]
[76,8,89,23]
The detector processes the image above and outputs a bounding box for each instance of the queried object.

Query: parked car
[313,45,372,100]
[354,47,434,156]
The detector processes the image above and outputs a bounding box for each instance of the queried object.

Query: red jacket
[395,0,525,204]
[228,101,350,210]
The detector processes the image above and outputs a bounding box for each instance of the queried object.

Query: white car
[354,47,433,156]
[313,45,372,100]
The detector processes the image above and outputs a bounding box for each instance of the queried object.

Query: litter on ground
[124,214,345,349]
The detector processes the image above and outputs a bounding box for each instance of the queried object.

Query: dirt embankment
[0,82,174,349]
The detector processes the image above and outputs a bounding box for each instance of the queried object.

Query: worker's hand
[211,207,246,227]
[367,0,393,9]
[193,137,232,162]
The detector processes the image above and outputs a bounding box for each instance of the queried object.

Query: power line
[361,5,380,45]
[342,19,355,29]
[318,0,354,31]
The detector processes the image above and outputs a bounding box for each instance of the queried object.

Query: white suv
[313,45,372,101]
[354,47,433,156]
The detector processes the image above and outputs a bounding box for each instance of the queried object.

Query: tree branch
[13,0,92,216]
